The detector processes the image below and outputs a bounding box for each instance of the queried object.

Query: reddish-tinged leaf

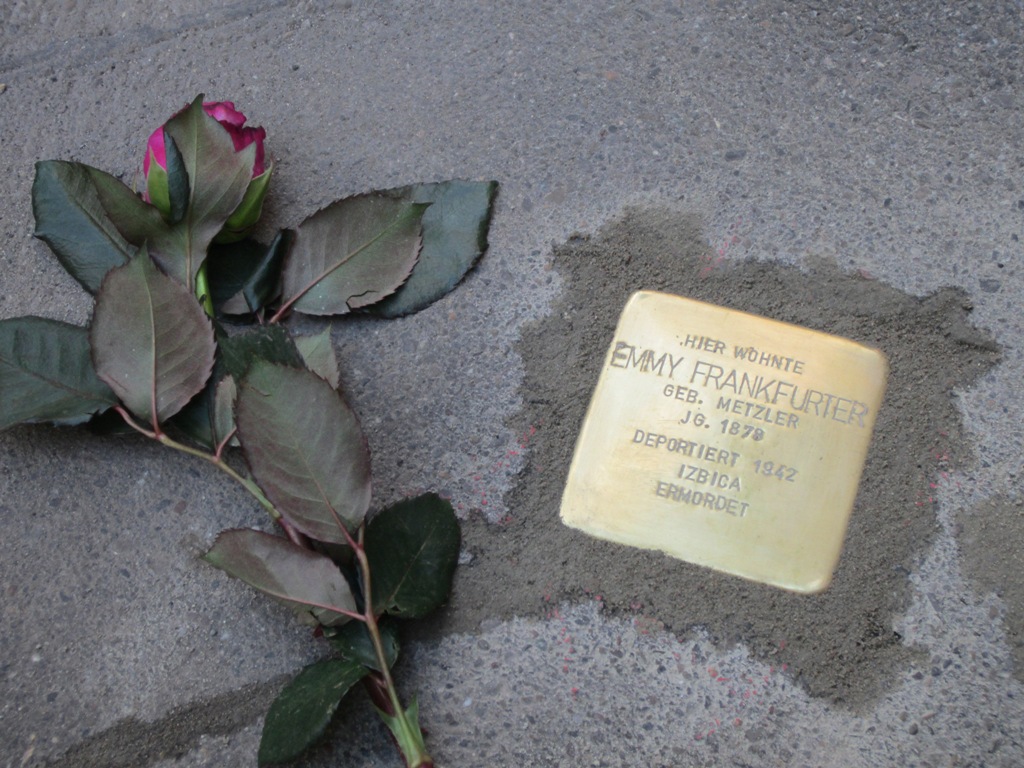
[294,326,340,388]
[203,528,356,626]
[280,193,427,316]
[90,251,215,424]
[236,361,371,543]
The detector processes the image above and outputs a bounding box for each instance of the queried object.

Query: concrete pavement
[2,1,1023,766]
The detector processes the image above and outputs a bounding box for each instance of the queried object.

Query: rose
[144,101,267,178]
[143,101,272,242]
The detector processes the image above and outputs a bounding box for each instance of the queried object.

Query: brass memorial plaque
[560,291,888,593]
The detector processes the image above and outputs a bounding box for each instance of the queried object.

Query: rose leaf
[235,361,371,544]
[90,250,215,424]
[279,192,427,317]
[0,317,117,430]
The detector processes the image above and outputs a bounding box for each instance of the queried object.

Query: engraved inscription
[751,460,798,482]
[716,397,800,429]
[687,360,870,428]
[561,291,888,593]
[631,430,739,466]
[676,463,743,492]
[732,344,806,374]
[654,481,750,517]
[681,333,726,355]
[609,341,685,378]
[615,331,877,521]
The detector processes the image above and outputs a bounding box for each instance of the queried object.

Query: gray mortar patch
[429,206,1001,707]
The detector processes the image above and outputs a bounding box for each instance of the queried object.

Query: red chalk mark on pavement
[700,218,744,277]
[458,423,542,514]
[913,430,959,508]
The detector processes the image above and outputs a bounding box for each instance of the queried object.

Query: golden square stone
[560,291,888,593]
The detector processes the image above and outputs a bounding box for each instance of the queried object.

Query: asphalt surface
[2,2,1023,766]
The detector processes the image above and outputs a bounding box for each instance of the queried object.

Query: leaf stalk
[117,407,432,765]
[344,523,433,768]
[115,407,280,520]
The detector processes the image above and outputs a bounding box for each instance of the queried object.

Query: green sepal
[163,131,190,225]
[215,163,273,244]
[145,131,190,226]
[374,698,431,768]
[145,161,171,221]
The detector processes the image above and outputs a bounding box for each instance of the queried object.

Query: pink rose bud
[144,101,271,241]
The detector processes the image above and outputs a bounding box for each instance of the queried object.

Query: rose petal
[219,122,267,176]
[203,101,246,128]
[144,126,167,173]
[143,100,265,182]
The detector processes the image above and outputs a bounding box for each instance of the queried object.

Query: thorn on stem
[363,672,393,714]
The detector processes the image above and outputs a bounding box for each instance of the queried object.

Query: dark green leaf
[174,374,237,450]
[218,324,303,383]
[86,407,137,436]
[167,380,217,449]
[258,658,366,766]
[236,362,371,544]
[31,161,138,293]
[90,250,215,424]
[203,528,357,626]
[170,324,302,449]
[365,493,460,618]
[371,180,499,318]
[207,230,291,316]
[294,326,339,388]
[0,317,117,430]
[327,617,400,672]
[206,238,263,309]
[163,131,189,225]
[280,193,427,316]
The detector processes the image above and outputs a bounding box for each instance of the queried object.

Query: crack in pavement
[42,677,282,768]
